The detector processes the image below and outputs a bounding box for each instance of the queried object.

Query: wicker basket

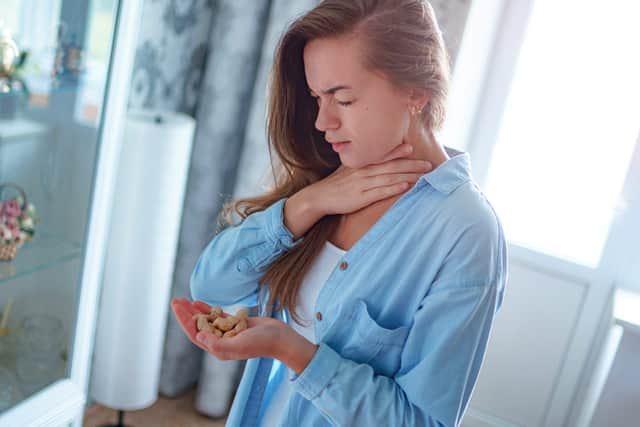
[0,243,17,261]
[0,183,29,261]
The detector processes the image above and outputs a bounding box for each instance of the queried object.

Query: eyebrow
[309,84,353,96]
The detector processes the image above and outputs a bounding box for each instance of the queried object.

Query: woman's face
[303,34,414,169]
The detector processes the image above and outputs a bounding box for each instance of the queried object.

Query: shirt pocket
[338,299,410,377]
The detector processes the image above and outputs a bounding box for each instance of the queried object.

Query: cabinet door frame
[0,1,142,426]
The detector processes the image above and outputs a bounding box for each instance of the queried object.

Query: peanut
[193,306,249,338]
[213,316,236,332]
[194,313,211,331]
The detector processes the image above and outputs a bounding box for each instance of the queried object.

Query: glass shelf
[24,73,103,95]
[0,231,82,284]
[0,117,51,140]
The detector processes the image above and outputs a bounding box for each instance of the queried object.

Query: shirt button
[339,261,348,270]
[316,311,323,321]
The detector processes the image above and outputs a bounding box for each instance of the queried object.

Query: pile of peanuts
[193,306,248,338]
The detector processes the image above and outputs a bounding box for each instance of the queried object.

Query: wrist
[277,327,318,375]
[283,189,324,240]
[296,186,325,218]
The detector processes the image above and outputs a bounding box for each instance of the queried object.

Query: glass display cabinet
[0,1,141,425]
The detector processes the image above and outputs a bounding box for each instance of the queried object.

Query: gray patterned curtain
[126,0,473,419]
[157,0,271,413]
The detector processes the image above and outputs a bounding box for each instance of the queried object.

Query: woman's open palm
[170,298,288,360]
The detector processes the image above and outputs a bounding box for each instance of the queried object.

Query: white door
[442,1,640,426]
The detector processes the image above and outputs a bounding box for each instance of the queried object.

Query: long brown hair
[218,0,451,325]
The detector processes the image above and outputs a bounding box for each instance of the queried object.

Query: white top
[258,240,347,427]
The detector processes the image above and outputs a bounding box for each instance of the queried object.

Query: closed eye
[310,94,353,107]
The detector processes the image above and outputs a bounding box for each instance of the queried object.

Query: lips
[330,140,350,152]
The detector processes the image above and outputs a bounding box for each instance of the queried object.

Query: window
[450,0,640,268]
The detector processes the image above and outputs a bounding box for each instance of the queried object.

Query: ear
[407,88,429,111]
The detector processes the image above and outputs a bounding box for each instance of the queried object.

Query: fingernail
[196,332,206,343]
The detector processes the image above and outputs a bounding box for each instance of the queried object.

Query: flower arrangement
[0,184,39,261]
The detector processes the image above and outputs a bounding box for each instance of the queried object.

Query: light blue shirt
[190,146,508,427]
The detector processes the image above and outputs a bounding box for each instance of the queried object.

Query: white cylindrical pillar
[90,110,195,410]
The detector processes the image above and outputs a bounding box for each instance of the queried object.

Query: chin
[340,158,370,170]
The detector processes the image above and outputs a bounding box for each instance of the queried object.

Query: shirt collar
[418,145,473,194]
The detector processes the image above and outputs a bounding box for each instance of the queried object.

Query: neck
[404,122,450,168]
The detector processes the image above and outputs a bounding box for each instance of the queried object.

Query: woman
[172,0,507,426]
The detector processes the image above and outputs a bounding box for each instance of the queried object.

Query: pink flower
[1,199,22,218]
[7,222,20,236]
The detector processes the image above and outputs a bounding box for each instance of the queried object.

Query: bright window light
[485,0,640,267]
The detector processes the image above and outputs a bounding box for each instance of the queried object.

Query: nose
[314,101,340,132]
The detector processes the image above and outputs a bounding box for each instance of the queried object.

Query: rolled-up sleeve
[190,197,304,306]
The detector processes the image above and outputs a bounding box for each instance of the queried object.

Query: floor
[83,387,227,427]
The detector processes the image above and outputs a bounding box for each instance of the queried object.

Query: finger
[191,301,230,318]
[176,298,217,318]
[172,304,208,351]
[172,303,198,337]
[171,298,198,316]
[171,297,190,308]
[362,181,412,203]
[365,158,431,178]
[367,173,424,190]
[378,142,413,164]
[172,297,193,308]
[192,300,212,314]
